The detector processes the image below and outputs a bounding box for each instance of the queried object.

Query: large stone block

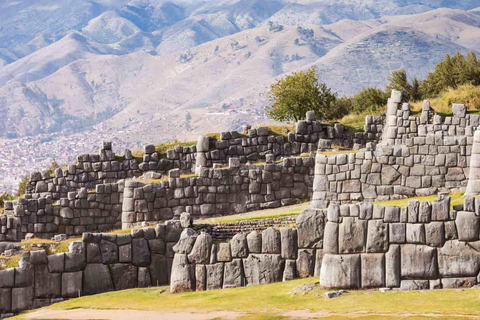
[62,272,82,298]
[296,249,315,278]
[337,217,367,255]
[173,228,198,254]
[231,233,248,258]
[223,259,244,289]
[243,254,284,286]
[400,245,437,279]
[323,222,338,254]
[150,254,168,286]
[406,224,425,244]
[442,277,476,289]
[0,269,14,288]
[188,232,212,264]
[83,264,114,295]
[283,260,296,282]
[206,263,224,290]
[400,280,429,291]
[100,240,119,264]
[11,287,33,313]
[361,253,385,288]
[320,254,361,289]
[438,240,480,277]
[425,222,445,247]
[247,231,262,253]
[366,220,388,253]
[195,265,206,291]
[296,209,325,249]
[217,243,232,262]
[170,254,195,293]
[386,245,400,288]
[65,242,86,272]
[281,228,297,259]
[110,264,138,290]
[34,265,61,298]
[456,212,480,241]
[0,288,11,313]
[262,227,281,254]
[132,238,151,267]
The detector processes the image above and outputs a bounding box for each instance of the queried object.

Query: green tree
[352,87,389,113]
[387,69,423,102]
[0,191,14,209]
[16,176,28,197]
[266,66,337,122]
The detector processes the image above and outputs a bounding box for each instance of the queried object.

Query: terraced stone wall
[122,157,315,229]
[320,195,480,290]
[0,223,182,318]
[2,182,124,241]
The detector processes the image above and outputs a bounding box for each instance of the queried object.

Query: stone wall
[320,195,480,290]
[170,209,325,293]
[121,157,315,229]
[2,182,124,241]
[0,222,182,318]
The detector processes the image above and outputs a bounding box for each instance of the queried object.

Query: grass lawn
[373,191,465,208]
[12,277,480,320]
[196,202,310,224]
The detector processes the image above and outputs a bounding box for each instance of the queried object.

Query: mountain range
[1,0,480,143]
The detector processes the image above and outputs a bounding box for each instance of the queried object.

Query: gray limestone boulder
[173,228,198,254]
[283,260,296,282]
[243,254,284,286]
[366,220,388,253]
[197,136,210,152]
[61,272,82,298]
[323,222,338,254]
[262,227,281,254]
[247,231,262,254]
[223,259,244,289]
[438,240,480,277]
[296,209,325,249]
[109,264,138,290]
[180,212,193,228]
[361,253,385,288]
[320,254,361,289]
[206,263,224,290]
[217,243,232,262]
[65,242,86,272]
[296,249,315,278]
[83,264,114,295]
[400,245,437,279]
[400,280,429,291]
[195,265,206,291]
[339,217,366,254]
[230,233,248,258]
[188,232,212,264]
[386,245,400,288]
[170,254,195,293]
[280,228,297,259]
[34,264,61,298]
[455,212,480,241]
[132,238,151,267]
[149,254,168,286]
[100,240,119,264]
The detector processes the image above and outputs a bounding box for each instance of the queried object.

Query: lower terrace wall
[2,182,124,241]
[0,223,182,318]
[122,157,315,229]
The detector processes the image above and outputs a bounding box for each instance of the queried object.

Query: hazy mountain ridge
[1,1,480,142]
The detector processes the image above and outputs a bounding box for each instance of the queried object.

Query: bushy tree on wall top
[266,66,337,122]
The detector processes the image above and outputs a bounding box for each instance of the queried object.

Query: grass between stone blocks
[12,277,480,319]
[196,202,310,224]
[373,191,465,209]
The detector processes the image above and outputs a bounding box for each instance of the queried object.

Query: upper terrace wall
[122,157,315,229]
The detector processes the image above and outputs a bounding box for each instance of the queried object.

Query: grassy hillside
[12,277,480,320]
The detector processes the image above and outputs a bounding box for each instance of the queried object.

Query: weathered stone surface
[138,267,152,288]
[432,196,450,221]
[150,254,168,286]
[296,209,325,249]
[425,222,445,247]
[281,228,297,259]
[188,232,212,264]
[65,242,86,272]
[366,220,388,253]
[262,227,281,254]
[400,280,429,291]
[34,265,61,298]
[314,249,323,277]
[132,238,151,267]
[243,254,284,286]
[406,224,425,244]
[384,206,400,223]
[195,265,206,291]
[110,264,138,290]
[86,243,101,263]
[100,240,118,264]
[206,263,224,290]
[361,253,385,288]
[0,288,11,313]
[62,272,82,298]
[223,259,244,289]
[180,212,193,228]
[442,277,476,289]
[327,204,341,222]
[320,254,361,289]
[339,217,366,254]
[323,222,338,254]
[400,245,437,279]
[170,254,195,293]
[173,228,198,254]
[11,287,33,313]
[438,240,480,277]
[230,233,248,258]
[247,231,262,253]
[390,223,406,244]
[456,212,480,241]
[386,245,400,288]
[0,269,14,288]
[217,243,232,262]
[83,264,114,295]
[296,249,315,278]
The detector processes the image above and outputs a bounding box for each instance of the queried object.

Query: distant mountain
[1,1,480,141]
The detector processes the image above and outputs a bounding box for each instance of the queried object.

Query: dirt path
[23,309,245,320]
[23,309,480,319]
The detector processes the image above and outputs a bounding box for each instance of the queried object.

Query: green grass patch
[374,191,464,208]
[12,277,480,319]
[197,202,309,224]
[321,150,359,155]
[155,140,196,155]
